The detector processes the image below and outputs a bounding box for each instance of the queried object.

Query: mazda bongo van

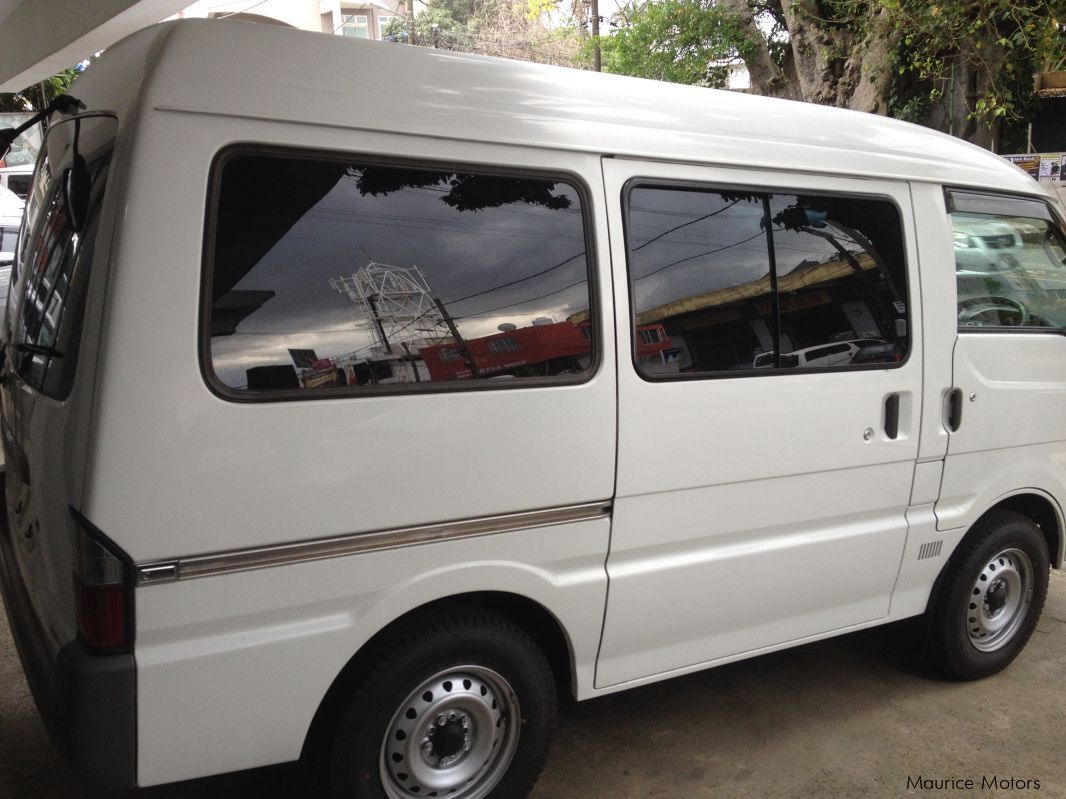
[1,19,1064,797]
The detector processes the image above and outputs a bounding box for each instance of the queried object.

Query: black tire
[925,510,1049,680]
[328,607,557,799]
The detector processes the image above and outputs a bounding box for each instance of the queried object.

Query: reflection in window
[13,115,114,400]
[626,186,909,376]
[207,155,593,393]
[951,209,1066,330]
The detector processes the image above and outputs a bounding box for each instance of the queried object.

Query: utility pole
[433,297,480,379]
[406,0,417,45]
[591,0,601,72]
[364,294,393,355]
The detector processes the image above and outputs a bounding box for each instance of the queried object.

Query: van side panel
[135,519,609,786]
[85,116,618,785]
[85,118,616,561]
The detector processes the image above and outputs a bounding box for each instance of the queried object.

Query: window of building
[205,151,594,397]
[486,337,518,354]
[948,191,1066,331]
[625,184,909,377]
[340,13,369,37]
[377,14,400,36]
[638,327,663,345]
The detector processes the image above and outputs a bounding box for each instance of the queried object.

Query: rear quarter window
[203,150,597,398]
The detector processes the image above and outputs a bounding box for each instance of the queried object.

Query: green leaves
[888,0,1065,126]
[593,0,747,85]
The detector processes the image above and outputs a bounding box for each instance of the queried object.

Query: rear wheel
[925,510,1049,680]
[329,608,556,799]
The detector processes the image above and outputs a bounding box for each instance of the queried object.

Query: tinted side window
[626,185,909,377]
[206,153,594,395]
[949,196,1066,331]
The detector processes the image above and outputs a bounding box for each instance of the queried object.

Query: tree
[0,68,78,112]
[593,0,746,85]
[886,0,1066,147]
[590,0,1066,146]
[390,0,582,66]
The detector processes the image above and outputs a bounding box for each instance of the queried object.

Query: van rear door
[1,113,117,662]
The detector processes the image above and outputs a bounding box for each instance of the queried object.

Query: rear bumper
[0,470,137,790]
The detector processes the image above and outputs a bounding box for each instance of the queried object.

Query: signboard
[1003,153,1064,181]
[1003,154,1041,178]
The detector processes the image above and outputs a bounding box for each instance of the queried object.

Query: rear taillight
[72,517,132,653]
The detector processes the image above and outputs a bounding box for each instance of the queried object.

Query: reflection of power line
[459,278,587,319]
[444,251,585,305]
[631,200,740,252]
[633,229,773,281]
[231,327,359,335]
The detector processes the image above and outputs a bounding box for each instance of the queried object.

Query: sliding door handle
[884,393,900,440]
[945,388,963,432]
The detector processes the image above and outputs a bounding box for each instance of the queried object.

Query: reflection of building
[420,320,591,380]
[626,250,897,373]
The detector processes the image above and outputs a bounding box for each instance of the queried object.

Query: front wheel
[329,609,557,799]
[925,510,1049,680]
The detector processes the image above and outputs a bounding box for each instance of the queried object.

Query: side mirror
[64,155,91,233]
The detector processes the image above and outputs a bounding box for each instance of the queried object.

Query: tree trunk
[722,0,898,115]
[841,5,896,113]
[717,0,800,100]
[924,56,1004,148]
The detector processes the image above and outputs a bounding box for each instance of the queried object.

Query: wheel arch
[299,591,575,764]
[928,490,1062,619]
[992,490,1063,568]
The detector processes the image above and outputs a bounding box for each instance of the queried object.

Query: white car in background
[753,339,888,369]
[0,184,24,307]
[953,216,1024,272]
[0,165,33,200]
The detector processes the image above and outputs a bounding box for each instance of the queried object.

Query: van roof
[78,19,1043,198]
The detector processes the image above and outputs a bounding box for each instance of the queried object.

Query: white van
[1,19,1064,797]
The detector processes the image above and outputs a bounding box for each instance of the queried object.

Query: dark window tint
[11,115,115,400]
[206,154,594,394]
[626,186,908,377]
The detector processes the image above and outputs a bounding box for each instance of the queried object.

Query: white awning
[0,0,186,92]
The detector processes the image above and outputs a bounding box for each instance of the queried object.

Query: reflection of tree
[773,201,903,305]
[350,167,571,212]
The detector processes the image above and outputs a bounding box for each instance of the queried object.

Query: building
[175,0,410,42]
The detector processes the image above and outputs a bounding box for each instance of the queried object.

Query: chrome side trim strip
[136,501,611,585]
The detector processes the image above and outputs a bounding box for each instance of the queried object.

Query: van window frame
[199,144,602,403]
[620,177,913,382]
[945,187,1066,338]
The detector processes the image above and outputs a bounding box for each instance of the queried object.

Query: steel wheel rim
[967,547,1033,652]
[380,665,521,799]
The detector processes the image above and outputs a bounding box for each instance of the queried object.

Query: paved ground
[2,571,1065,799]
